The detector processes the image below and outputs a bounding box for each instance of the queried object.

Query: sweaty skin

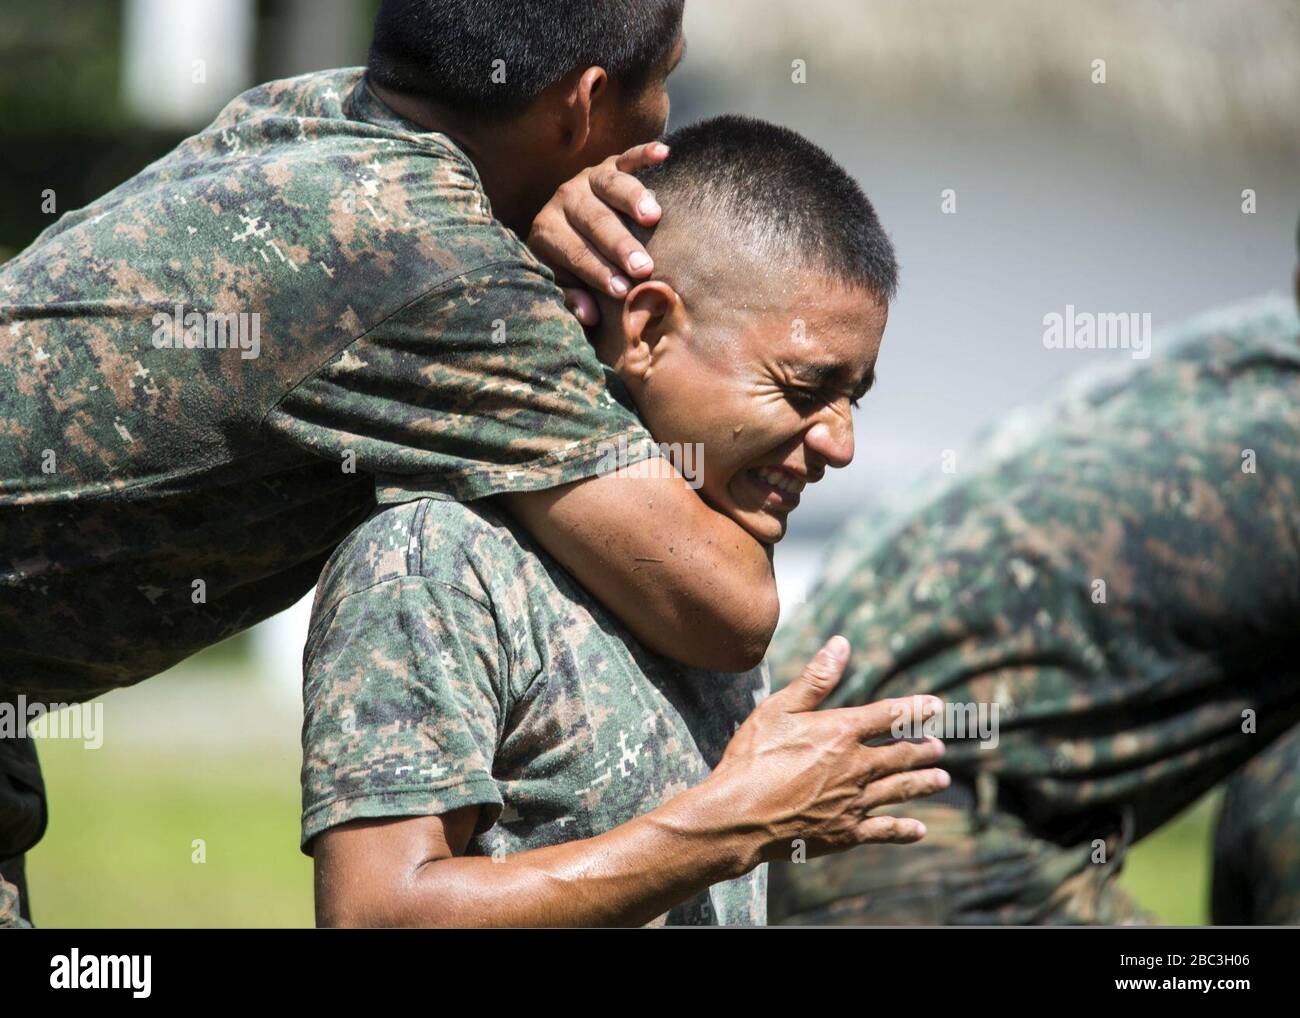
[595,272,885,543]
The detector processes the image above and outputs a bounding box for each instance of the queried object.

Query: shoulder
[412,499,541,597]
[200,69,543,280]
[406,499,622,657]
[309,499,428,619]
[1171,292,1298,346]
[1146,292,1299,382]
[311,498,534,621]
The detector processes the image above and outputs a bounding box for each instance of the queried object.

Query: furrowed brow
[783,361,836,385]
[784,360,874,396]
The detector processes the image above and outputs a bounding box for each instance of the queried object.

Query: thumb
[769,636,850,713]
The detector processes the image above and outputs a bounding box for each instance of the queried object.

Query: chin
[733,509,787,545]
[702,484,788,544]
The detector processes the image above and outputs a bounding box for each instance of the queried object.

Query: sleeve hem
[374,426,659,503]
[300,775,504,854]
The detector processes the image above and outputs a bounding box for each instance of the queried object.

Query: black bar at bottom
[2,926,1294,1004]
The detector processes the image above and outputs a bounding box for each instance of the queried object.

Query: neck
[370,82,544,234]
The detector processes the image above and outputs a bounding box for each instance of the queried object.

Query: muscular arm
[315,782,749,928]
[502,457,778,673]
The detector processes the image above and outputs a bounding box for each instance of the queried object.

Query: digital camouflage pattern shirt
[300,496,769,927]
[0,67,653,706]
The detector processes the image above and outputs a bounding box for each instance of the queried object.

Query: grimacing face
[617,273,887,543]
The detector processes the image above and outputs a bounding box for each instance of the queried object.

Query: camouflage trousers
[0,856,31,928]
[769,777,1154,926]
[771,728,1300,926]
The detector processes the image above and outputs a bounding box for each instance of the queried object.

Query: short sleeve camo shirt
[301,496,769,926]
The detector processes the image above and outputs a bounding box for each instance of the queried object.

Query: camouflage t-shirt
[300,497,769,927]
[773,293,1300,841]
[0,68,653,703]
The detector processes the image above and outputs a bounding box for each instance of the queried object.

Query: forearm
[377,780,760,928]
[595,504,777,669]
[502,466,779,671]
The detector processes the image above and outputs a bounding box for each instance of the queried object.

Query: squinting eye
[786,388,821,411]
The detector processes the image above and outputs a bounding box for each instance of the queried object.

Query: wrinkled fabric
[0,67,653,706]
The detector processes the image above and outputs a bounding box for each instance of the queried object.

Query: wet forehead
[649,219,885,376]
[725,273,885,383]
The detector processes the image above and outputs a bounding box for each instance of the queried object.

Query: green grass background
[26,647,314,928]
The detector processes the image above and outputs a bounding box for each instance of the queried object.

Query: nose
[804,405,855,470]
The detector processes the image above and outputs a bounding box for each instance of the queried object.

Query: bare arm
[315,784,753,928]
[315,639,949,927]
[501,456,778,673]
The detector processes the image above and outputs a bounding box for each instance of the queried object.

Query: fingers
[565,191,653,280]
[527,143,666,296]
[562,288,600,327]
[853,815,928,844]
[859,766,951,810]
[612,141,670,175]
[532,218,630,298]
[767,636,850,713]
[859,734,947,782]
[590,163,662,232]
[837,693,944,742]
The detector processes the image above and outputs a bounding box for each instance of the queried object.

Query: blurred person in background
[767,221,1300,924]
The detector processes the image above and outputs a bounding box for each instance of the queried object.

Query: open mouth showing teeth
[754,467,806,496]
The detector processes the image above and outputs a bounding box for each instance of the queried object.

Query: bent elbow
[714,585,779,672]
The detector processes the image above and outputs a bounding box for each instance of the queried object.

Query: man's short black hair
[368,0,684,117]
[638,115,899,302]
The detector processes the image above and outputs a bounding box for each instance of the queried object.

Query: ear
[560,66,608,152]
[619,280,685,382]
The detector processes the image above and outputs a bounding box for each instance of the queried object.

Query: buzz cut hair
[636,115,899,302]
[368,0,684,118]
